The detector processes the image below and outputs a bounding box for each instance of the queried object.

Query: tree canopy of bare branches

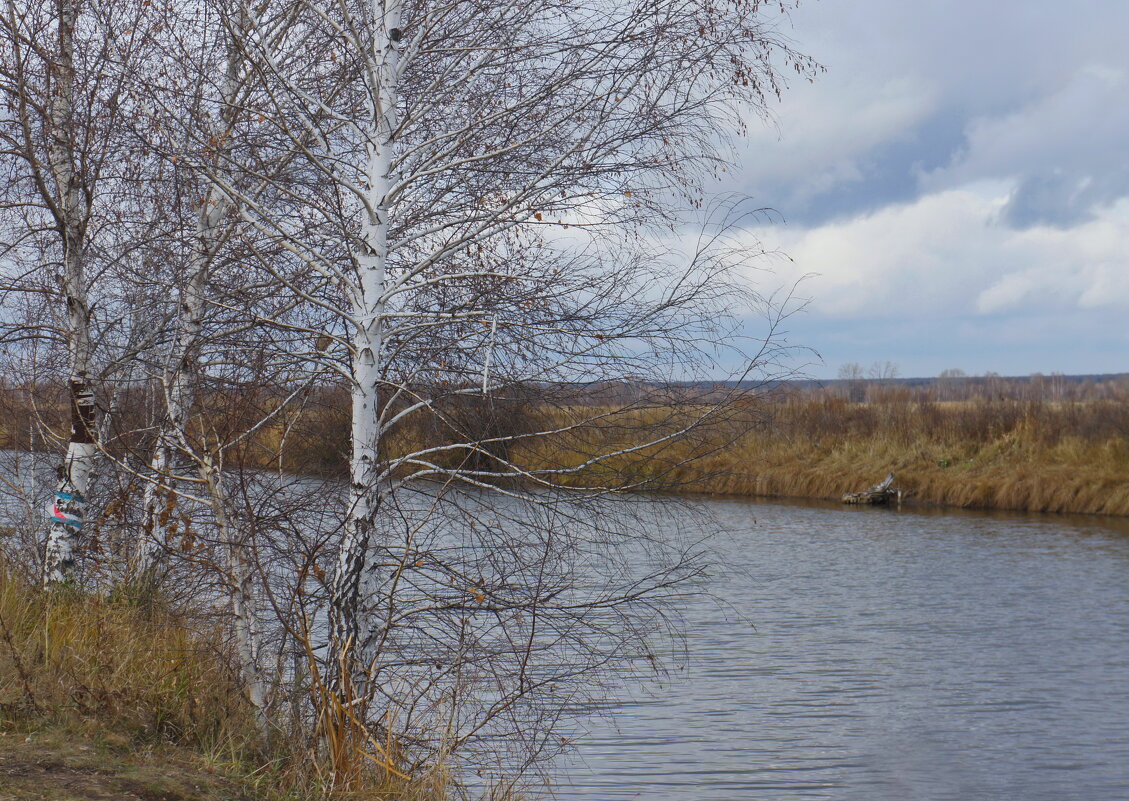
[0,0,816,790]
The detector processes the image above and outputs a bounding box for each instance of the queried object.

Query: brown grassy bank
[0,563,451,801]
[0,566,272,800]
[5,380,1128,516]
[518,395,1129,516]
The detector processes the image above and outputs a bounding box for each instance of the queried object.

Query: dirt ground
[0,729,248,801]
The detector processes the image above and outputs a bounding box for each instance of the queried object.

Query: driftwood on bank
[842,472,902,505]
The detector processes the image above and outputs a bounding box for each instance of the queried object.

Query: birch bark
[329,0,403,687]
[136,10,246,577]
[125,5,266,727]
[43,0,96,587]
[135,197,229,575]
[200,456,267,730]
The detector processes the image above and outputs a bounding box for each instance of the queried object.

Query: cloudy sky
[730,0,1129,380]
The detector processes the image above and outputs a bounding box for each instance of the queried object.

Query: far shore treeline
[5,372,1127,518]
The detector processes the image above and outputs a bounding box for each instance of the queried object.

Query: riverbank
[517,396,1129,517]
[6,386,1127,517]
[666,429,1129,516]
[690,397,1129,515]
[0,727,255,801]
[0,565,448,801]
[0,568,290,801]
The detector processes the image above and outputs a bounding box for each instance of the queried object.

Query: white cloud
[742,190,1129,320]
[926,65,1129,203]
[713,0,1129,377]
[728,1,1129,225]
[975,272,1040,315]
[736,75,935,201]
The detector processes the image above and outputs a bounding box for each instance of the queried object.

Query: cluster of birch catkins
[0,0,813,786]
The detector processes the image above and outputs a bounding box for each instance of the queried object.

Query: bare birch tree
[0,0,815,783]
[93,0,309,722]
[128,2,255,579]
[0,0,157,584]
[187,0,818,776]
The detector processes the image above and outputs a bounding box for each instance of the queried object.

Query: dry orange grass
[0,567,299,798]
[7,384,1127,516]
[0,565,254,746]
[246,393,1129,516]
[0,563,459,801]
[518,397,1129,516]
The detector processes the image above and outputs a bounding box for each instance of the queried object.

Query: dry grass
[0,563,458,800]
[511,395,1129,516]
[0,565,277,799]
[9,381,1126,518]
[166,391,1129,516]
[0,727,253,801]
[0,567,254,747]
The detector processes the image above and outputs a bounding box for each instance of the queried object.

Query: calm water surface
[5,450,1127,799]
[556,499,1129,801]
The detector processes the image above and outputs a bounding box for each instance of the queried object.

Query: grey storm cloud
[749,110,969,226]
[1002,167,1129,229]
[938,64,1129,230]
[723,0,1129,379]
[732,0,1129,230]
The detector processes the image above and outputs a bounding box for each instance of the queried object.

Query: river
[4,449,1127,799]
[554,498,1129,801]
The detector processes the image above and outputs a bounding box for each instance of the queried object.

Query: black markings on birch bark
[70,379,95,445]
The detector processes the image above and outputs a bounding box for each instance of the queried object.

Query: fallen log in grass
[843,472,902,505]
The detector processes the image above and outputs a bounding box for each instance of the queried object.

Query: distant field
[672,396,1129,516]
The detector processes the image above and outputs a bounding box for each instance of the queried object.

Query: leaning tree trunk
[135,9,246,578]
[135,189,229,576]
[328,0,403,695]
[43,0,96,587]
[198,456,267,733]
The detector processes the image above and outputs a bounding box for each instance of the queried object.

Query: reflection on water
[556,498,1129,801]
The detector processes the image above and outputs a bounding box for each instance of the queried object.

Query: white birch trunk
[136,12,245,578]
[329,0,403,689]
[200,457,268,732]
[135,193,228,576]
[43,0,96,587]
